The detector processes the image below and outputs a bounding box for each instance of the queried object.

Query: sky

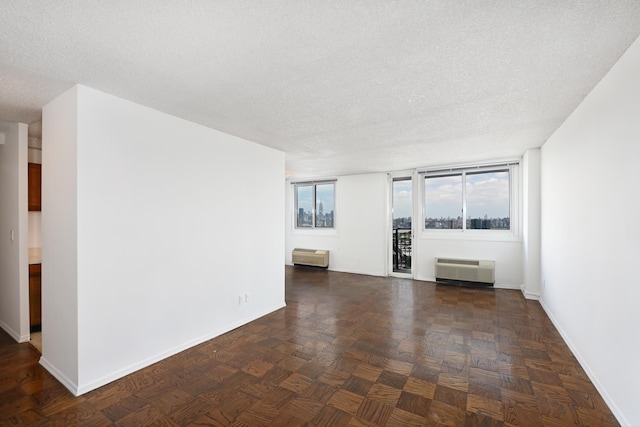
[425,171,509,219]
[393,179,412,219]
[297,183,335,214]
[316,183,334,213]
[302,172,508,220]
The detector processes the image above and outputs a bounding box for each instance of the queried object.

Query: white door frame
[388,171,415,279]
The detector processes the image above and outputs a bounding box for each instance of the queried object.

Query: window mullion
[312,185,316,228]
[462,172,467,231]
[423,164,513,233]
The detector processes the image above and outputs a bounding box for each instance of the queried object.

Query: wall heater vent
[292,248,329,268]
[435,258,495,285]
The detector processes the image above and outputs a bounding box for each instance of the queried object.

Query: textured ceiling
[2,1,640,179]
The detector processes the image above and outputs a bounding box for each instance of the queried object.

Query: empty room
[1,2,639,426]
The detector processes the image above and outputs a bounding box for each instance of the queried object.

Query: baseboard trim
[74,302,286,396]
[39,356,80,396]
[0,319,29,343]
[520,285,540,300]
[538,298,628,427]
[414,276,521,290]
[489,283,520,290]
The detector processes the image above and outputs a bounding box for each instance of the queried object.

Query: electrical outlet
[245,293,249,303]
[238,295,243,306]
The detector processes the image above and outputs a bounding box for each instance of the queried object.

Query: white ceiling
[2,2,640,179]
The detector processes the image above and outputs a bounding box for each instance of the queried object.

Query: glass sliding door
[392,177,412,274]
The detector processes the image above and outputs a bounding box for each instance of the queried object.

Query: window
[295,181,335,228]
[423,164,514,231]
[465,170,510,230]
[424,175,463,229]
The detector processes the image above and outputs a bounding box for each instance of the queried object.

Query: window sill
[292,228,339,237]
[418,230,520,243]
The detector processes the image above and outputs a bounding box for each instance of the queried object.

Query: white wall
[414,164,524,288]
[541,36,640,426]
[41,86,80,390]
[285,171,525,289]
[42,85,285,395]
[0,119,48,368]
[521,149,541,298]
[414,237,522,288]
[286,173,388,276]
[0,121,29,343]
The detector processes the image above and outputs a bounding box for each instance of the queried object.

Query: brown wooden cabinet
[29,263,42,331]
[28,163,42,211]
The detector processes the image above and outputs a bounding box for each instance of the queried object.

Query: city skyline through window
[295,181,335,228]
[424,169,510,230]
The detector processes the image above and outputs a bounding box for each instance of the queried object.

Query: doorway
[391,176,412,276]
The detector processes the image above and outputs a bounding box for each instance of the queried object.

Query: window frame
[420,162,519,239]
[293,180,336,229]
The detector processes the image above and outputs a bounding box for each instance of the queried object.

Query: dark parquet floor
[0,267,619,426]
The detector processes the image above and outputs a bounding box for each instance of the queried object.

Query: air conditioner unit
[292,248,329,268]
[435,258,495,285]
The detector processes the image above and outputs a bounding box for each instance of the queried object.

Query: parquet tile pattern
[0,267,619,426]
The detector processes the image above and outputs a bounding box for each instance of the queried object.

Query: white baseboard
[39,356,80,396]
[417,277,521,290]
[538,298,628,427]
[520,285,540,300]
[73,302,286,396]
[0,319,29,343]
[493,283,521,290]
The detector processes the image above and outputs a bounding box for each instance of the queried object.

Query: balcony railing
[393,228,412,273]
